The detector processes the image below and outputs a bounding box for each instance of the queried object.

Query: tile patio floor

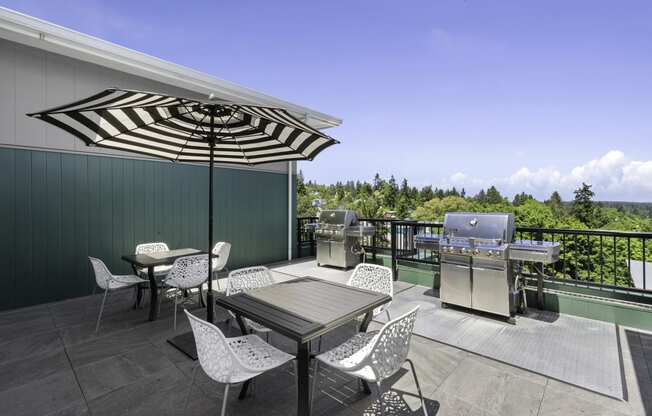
[1,258,652,416]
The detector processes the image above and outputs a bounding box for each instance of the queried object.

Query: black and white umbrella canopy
[27,88,339,337]
[27,88,339,165]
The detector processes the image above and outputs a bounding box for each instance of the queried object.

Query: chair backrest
[135,242,169,255]
[226,266,275,296]
[211,242,232,272]
[88,257,113,290]
[347,263,393,297]
[347,263,393,315]
[367,306,419,382]
[165,254,209,289]
[184,310,254,384]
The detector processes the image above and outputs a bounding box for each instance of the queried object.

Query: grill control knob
[486,250,493,257]
[460,248,467,254]
[473,249,480,255]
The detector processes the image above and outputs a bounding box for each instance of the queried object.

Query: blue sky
[3,0,652,201]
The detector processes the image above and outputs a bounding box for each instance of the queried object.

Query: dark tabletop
[216,277,391,343]
[121,248,204,268]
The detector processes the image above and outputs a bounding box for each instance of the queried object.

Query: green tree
[485,186,504,205]
[412,196,473,221]
[382,175,399,209]
[512,192,534,206]
[572,183,597,227]
[372,173,383,190]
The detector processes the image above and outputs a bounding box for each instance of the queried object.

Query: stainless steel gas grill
[315,210,376,269]
[421,212,560,321]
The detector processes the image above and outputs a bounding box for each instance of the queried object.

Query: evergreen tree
[372,173,383,190]
[513,192,534,206]
[545,191,564,214]
[420,185,434,202]
[485,186,504,204]
[572,183,596,226]
[382,175,399,208]
[296,170,306,195]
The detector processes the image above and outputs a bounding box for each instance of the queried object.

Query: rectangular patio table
[215,276,391,416]
[121,248,202,321]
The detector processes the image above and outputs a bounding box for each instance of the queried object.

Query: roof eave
[0,7,342,130]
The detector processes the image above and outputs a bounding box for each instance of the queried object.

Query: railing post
[296,218,301,259]
[372,225,377,261]
[391,221,398,281]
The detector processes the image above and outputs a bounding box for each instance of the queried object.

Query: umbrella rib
[93,103,196,146]
[172,103,210,162]
[215,105,251,165]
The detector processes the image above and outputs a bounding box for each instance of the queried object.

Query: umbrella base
[167,332,197,360]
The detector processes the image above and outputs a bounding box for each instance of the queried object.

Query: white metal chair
[133,242,172,308]
[160,254,209,330]
[88,257,147,333]
[311,306,427,416]
[183,310,295,416]
[135,242,173,277]
[225,266,275,338]
[211,242,232,291]
[314,263,395,353]
[347,263,394,321]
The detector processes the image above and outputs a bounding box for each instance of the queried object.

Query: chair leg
[158,286,164,315]
[173,292,179,331]
[376,382,384,416]
[220,384,230,416]
[183,364,199,412]
[95,288,109,334]
[215,270,222,292]
[385,309,391,322]
[406,358,428,416]
[310,360,320,412]
[317,336,323,353]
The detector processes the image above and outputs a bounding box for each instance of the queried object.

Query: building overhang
[0,7,342,130]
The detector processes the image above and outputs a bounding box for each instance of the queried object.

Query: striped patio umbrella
[27,88,339,325]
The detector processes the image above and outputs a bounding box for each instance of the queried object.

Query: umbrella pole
[206,111,216,323]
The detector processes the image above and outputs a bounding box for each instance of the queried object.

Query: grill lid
[443,212,515,243]
[318,209,358,226]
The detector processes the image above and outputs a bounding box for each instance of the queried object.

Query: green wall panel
[0,147,291,311]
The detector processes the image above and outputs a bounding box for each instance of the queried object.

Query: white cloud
[442,150,652,201]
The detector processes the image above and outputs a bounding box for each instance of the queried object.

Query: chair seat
[108,274,147,290]
[246,318,272,333]
[227,334,294,383]
[316,331,380,381]
[138,265,172,277]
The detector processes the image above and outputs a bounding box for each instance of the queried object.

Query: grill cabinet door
[471,260,510,317]
[440,256,472,308]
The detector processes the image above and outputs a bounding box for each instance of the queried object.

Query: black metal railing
[297,217,652,295]
[297,217,318,257]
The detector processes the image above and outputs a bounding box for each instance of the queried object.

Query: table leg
[130,265,143,309]
[297,341,311,416]
[358,311,373,395]
[147,266,158,321]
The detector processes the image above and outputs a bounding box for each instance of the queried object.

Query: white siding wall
[0,37,288,174]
